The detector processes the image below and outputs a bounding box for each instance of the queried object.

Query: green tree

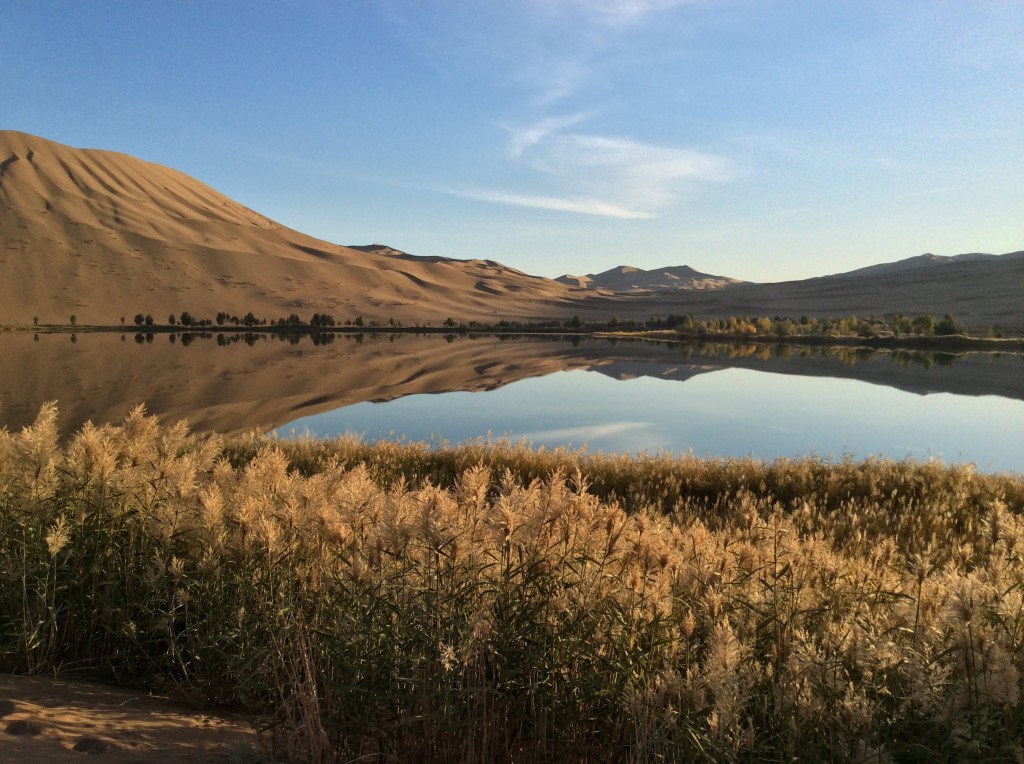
[775,318,795,337]
[912,314,937,336]
[134,313,145,326]
[893,314,914,336]
[168,314,177,325]
[144,314,154,326]
[69,315,76,326]
[936,313,962,336]
[180,311,194,326]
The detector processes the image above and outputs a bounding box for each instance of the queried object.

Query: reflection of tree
[679,341,962,372]
[890,350,959,370]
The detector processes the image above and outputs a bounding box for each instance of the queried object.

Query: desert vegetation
[3,405,1024,762]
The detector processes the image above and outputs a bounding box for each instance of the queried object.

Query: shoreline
[5,322,1022,353]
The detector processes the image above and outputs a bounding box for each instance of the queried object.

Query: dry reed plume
[2,404,1023,762]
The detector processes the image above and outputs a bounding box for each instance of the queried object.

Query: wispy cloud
[896,187,956,199]
[512,0,696,104]
[543,0,698,26]
[516,57,594,107]
[504,112,593,157]
[465,122,734,218]
[458,189,653,219]
[544,133,734,191]
[389,1,730,220]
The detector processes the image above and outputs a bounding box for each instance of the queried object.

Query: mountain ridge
[556,263,743,293]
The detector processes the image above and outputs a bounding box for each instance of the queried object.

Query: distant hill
[557,264,743,293]
[0,130,577,326]
[618,250,1024,330]
[822,252,1017,280]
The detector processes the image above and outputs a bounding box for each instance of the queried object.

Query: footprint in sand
[5,719,43,736]
[72,734,109,754]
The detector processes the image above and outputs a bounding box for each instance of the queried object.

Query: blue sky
[4,1,1022,282]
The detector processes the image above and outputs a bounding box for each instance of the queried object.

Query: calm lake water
[281,361,1024,472]
[2,331,1023,472]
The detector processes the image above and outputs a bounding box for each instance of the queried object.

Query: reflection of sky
[278,368,1024,473]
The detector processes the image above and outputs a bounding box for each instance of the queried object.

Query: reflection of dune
[0,333,1021,438]
[0,333,598,436]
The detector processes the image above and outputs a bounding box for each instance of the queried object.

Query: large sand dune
[0,131,579,326]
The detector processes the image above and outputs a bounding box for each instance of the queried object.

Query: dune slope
[0,131,578,326]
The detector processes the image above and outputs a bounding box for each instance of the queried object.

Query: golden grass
[3,405,1024,762]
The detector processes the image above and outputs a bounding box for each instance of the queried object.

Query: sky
[3,1,1023,282]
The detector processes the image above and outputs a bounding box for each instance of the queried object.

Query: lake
[2,331,1023,472]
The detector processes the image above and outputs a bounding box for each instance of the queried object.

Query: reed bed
[2,404,1024,762]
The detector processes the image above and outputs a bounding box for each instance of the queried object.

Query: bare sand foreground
[0,674,266,763]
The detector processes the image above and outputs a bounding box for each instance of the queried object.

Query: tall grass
[2,404,1023,762]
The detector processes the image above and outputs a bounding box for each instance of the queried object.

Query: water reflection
[281,366,1024,472]
[1,332,1022,471]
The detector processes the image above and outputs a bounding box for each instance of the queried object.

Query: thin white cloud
[516,57,594,107]
[556,134,733,184]
[513,129,734,215]
[459,189,653,219]
[504,112,593,158]
[896,187,956,199]
[513,0,696,104]
[457,126,733,219]
[544,0,696,26]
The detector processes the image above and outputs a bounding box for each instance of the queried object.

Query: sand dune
[0,131,579,327]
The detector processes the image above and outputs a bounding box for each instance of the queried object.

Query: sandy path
[0,674,267,763]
